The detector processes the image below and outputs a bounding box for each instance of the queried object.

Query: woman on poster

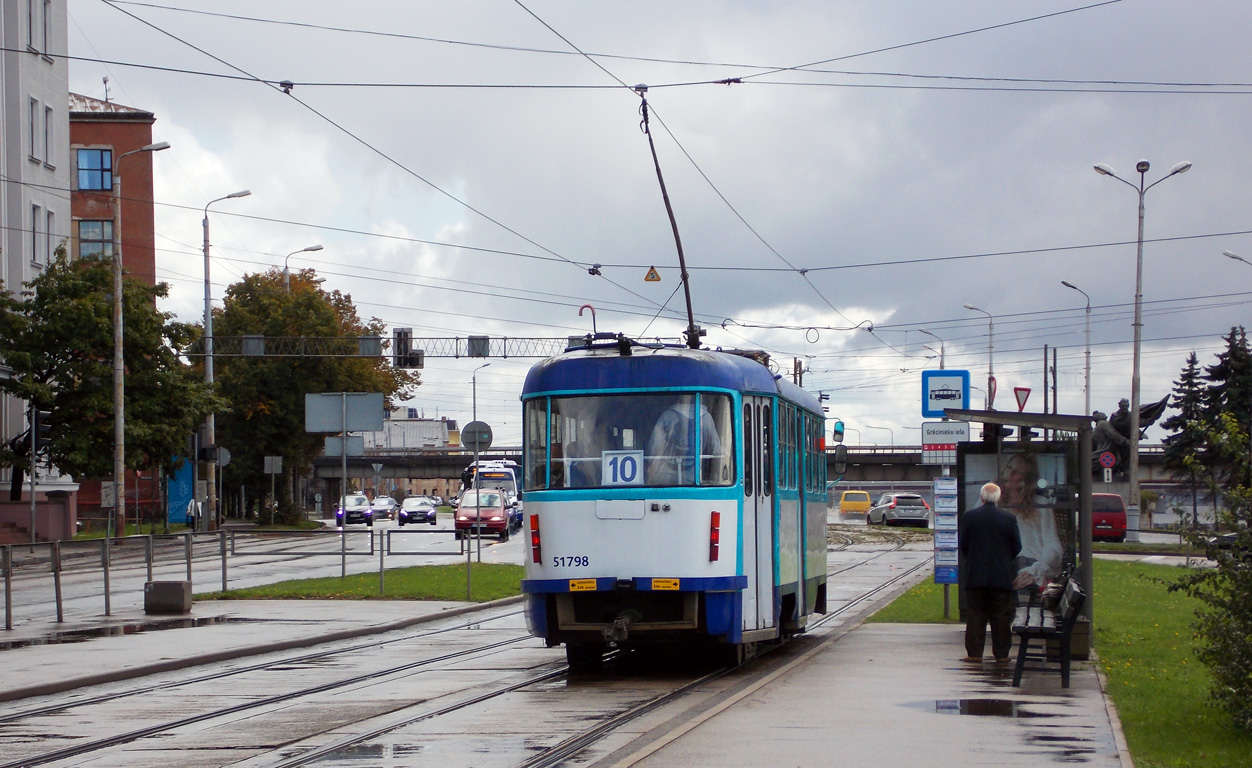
[998,452,1064,591]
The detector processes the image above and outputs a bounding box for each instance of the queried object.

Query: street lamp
[1061,280,1092,418]
[111,140,169,537]
[918,328,944,369]
[866,424,893,447]
[284,244,323,292]
[1094,158,1191,538]
[963,304,994,409]
[203,189,251,530]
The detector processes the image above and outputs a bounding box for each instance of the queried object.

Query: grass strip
[868,558,1252,767]
[197,562,522,603]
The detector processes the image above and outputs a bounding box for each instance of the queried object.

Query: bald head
[980,482,1002,504]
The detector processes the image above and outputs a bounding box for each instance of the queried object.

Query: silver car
[867,493,931,528]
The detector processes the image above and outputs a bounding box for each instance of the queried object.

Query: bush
[1172,484,1252,734]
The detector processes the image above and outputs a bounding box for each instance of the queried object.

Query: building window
[31,205,42,264]
[43,106,53,167]
[78,220,114,259]
[29,98,39,161]
[46,210,56,261]
[27,0,34,48]
[42,0,50,52]
[77,148,112,190]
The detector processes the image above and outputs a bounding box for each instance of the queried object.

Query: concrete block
[144,581,192,614]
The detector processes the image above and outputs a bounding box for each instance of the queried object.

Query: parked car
[398,496,438,526]
[839,490,872,515]
[336,494,373,527]
[455,489,512,541]
[1091,493,1127,543]
[867,492,931,527]
[370,495,398,520]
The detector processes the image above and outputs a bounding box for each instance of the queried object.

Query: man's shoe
[962,656,982,662]
[994,657,1011,664]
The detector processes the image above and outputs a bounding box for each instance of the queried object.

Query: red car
[455,490,512,541]
[1092,493,1127,542]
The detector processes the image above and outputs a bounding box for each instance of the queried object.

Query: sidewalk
[0,600,1133,767]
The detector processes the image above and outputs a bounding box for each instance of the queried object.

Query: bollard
[52,541,63,623]
[340,526,346,579]
[3,545,12,631]
[185,531,194,585]
[146,535,154,583]
[101,538,112,617]
[378,530,385,595]
[220,529,228,593]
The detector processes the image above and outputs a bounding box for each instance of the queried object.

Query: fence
[2,525,497,631]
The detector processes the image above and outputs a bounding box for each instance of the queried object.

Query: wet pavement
[1,586,1133,767]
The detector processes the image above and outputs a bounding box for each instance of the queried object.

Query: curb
[0,594,524,703]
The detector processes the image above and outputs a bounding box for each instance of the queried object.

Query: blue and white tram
[520,340,830,665]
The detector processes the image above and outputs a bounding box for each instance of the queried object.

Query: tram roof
[522,345,823,413]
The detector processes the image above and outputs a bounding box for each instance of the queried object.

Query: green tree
[212,268,418,523]
[0,250,220,495]
[1162,352,1211,528]
[1202,326,1252,486]
[1169,412,1252,734]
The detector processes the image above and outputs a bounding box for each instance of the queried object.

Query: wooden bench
[1011,578,1085,688]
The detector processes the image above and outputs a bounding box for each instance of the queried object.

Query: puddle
[923,699,1060,718]
[0,616,258,650]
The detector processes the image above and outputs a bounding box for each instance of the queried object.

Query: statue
[1092,410,1129,476]
[1093,395,1171,478]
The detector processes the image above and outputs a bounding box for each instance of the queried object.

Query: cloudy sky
[67,0,1252,446]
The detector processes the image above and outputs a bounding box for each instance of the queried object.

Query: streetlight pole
[964,304,994,409]
[1061,280,1092,418]
[284,244,324,292]
[918,328,945,369]
[203,190,251,530]
[1094,159,1191,537]
[111,141,169,537]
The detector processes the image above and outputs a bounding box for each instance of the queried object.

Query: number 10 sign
[602,450,644,486]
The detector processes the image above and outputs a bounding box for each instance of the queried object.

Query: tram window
[523,399,548,491]
[533,393,735,489]
[761,403,773,496]
[743,404,753,497]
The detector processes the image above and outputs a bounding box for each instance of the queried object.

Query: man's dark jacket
[959,502,1022,590]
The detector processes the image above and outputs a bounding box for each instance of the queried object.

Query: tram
[520,335,841,665]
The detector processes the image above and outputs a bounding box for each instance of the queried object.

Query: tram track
[250,550,933,768]
[2,547,931,768]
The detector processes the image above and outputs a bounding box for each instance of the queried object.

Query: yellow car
[839,490,872,515]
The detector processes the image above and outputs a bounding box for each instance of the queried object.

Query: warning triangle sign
[644,266,661,282]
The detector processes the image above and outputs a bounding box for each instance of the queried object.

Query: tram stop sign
[462,420,493,452]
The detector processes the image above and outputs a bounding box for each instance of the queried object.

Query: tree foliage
[0,250,219,486]
[212,268,418,522]
[1168,413,1252,734]
[1162,352,1210,527]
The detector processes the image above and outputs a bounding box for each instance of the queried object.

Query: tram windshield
[524,393,734,490]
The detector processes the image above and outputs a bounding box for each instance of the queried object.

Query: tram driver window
[645,394,733,487]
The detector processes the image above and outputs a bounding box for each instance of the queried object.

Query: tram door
[742,396,775,631]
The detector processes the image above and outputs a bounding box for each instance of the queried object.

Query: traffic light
[392,328,424,369]
[32,408,51,452]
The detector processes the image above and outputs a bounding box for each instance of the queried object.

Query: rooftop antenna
[102,76,110,102]
[635,84,700,349]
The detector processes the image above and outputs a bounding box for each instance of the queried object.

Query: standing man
[959,482,1022,662]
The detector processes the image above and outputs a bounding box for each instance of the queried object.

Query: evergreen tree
[1202,326,1252,487]
[1162,352,1208,527]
